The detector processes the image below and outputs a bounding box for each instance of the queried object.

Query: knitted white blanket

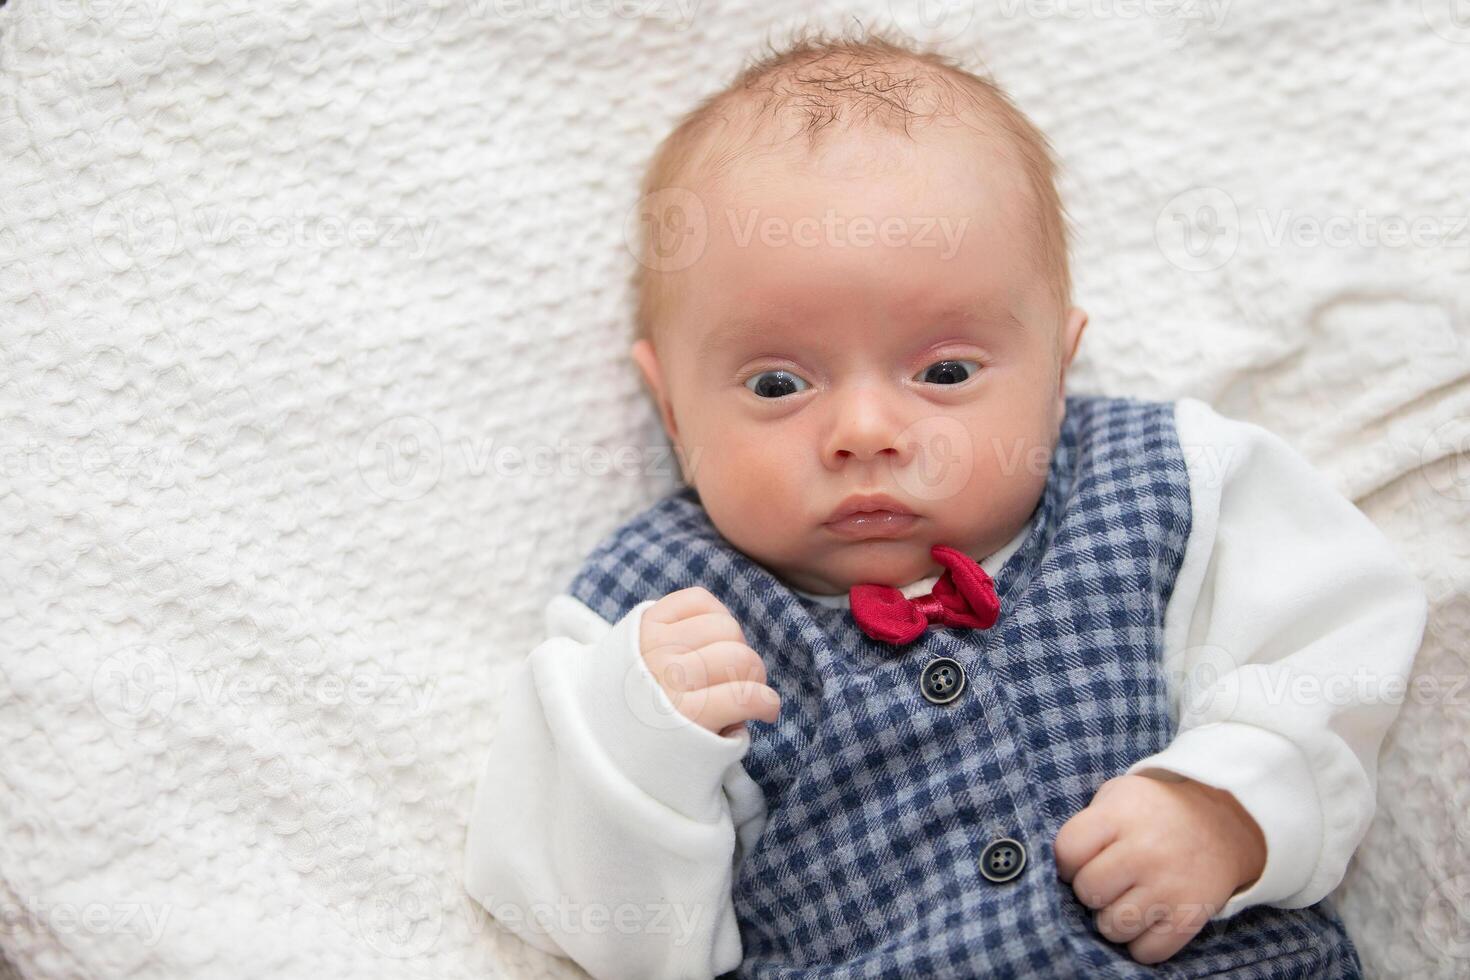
[1,1,1466,976]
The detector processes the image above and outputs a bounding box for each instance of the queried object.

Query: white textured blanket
[1,1,1466,977]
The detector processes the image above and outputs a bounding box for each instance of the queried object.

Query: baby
[463,29,1428,980]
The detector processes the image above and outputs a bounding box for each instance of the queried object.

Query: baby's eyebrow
[928,304,1026,333]
[696,304,1024,355]
[697,314,787,355]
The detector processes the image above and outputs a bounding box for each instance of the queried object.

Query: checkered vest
[567,396,1361,979]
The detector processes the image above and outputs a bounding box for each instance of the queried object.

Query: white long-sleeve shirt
[461,396,1428,980]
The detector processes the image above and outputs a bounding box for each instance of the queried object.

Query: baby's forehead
[685,120,1040,241]
[696,107,1028,186]
[678,126,1041,287]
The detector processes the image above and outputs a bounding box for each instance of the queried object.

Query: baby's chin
[773,542,942,595]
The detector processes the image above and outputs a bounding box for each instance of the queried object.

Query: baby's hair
[632,24,1073,348]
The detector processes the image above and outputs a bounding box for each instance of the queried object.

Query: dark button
[919,657,965,704]
[979,837,1026,883]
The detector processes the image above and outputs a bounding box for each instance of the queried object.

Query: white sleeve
[462,593,769,980]
[1127,397,1428,919]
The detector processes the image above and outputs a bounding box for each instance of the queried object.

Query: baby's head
[629,29,1088,595]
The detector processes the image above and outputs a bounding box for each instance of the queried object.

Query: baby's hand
[1054,774,1267,965]
[639,587,782,739]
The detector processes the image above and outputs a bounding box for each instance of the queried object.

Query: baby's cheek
[969,429,1054,489]
[695,437,800,522]
[950,423,1054,528]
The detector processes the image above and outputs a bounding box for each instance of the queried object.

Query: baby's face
[633,124,1087,594]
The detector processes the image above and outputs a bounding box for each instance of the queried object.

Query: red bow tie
[849,544,1001,645]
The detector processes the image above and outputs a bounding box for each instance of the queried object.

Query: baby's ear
[1055,306,1089,420]
[630,339,679,442]
[1060,306,1088,372]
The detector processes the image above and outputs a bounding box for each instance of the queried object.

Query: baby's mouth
[821,508,920,540]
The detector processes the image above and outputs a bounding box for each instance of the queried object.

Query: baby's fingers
[1068,843,1134,911]
[660,641,768,692]
[1054,805,1117,883]
[644,610,746,659]
[1126,901,1209,965]
[1095,886,1166,944]
[1094,888,1208,965]
[645,586,725,625]
[676,680,781,736]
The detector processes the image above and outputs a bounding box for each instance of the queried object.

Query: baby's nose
[824,392,908,464]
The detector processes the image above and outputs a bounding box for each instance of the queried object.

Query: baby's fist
[639,587,782,739]
[1054,774,1266,965]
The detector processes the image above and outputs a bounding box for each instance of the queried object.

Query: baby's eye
[915,359,982,385]
[744,370,811,399]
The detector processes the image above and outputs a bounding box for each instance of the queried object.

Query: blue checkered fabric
[567,395,1362,979]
